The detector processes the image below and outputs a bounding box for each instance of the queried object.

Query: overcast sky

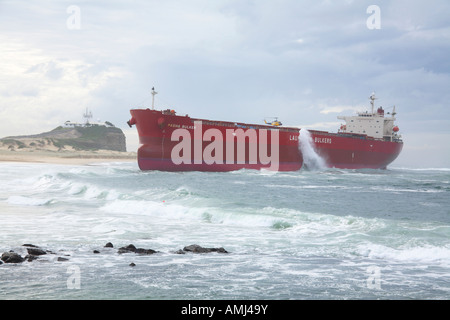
[1,0,449,168]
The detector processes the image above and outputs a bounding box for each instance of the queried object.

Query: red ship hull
[128,109,303,171]
[128,109,403,172]
[307,130,403,169]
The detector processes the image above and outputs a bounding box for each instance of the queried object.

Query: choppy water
[0,161,449,300]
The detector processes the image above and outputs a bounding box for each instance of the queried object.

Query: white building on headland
[63,108,115,128]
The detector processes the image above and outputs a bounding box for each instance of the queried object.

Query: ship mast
[369,92,377,114]
[151,87,158,110]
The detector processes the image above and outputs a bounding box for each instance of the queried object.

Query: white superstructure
[337,93,401,141]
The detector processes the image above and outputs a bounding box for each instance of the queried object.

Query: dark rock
[22,244,39,248]
[57,257,69,262]
[182,244,228,254]
[118,244,137,254]
[1,252,25,263]
[104,242,114,248]
[93,250,100,254]
[125,244,137,251]
[213,247,228,253]
[25,255,39,262]
[183,244,208,253]
[174,249,185,254]
[129,262,136,267]
[27,248,47,256]
[118,244,158,255]
[135,248,157,255]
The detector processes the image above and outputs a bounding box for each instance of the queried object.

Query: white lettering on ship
[314,137,332,144]
[168,123,196,130]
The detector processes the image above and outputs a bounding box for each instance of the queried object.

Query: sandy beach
[0,149,137,165]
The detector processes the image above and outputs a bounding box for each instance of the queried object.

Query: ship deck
[308,129,403,143]
[191,117,300,133]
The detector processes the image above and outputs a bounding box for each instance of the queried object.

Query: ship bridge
[337,93,401,141]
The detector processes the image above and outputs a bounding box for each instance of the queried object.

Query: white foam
[392,167,450,172]
[299,129,327,170]
[100,199,293,229]
[370,186,444,193]
[359,243,450,264]
[68,183,87,195]
[7,195,53,206]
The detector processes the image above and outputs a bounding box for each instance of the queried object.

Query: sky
[1,0,449,168]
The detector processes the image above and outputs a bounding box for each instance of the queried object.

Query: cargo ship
[304,93,403,169]
[127,88,302,171]
[127,89,402,171]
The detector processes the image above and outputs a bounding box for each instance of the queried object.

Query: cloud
[318,104,362,115]
[0,32,125,136]
[0,0,449,164]
[26,61,64,80]
[295,121,342,130]
[395,132,450,168]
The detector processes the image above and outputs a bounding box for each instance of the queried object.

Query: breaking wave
[1,161,449,299]
[358,243,450,265]
[7,195,54,206]
[299,129,327,170]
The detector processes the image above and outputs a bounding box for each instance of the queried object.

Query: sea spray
[299,129,327,170]
[1,162,449,299]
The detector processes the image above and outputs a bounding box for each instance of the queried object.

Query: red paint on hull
[129,109,303,171]
[308,130,403,169]
[128,109,403,172]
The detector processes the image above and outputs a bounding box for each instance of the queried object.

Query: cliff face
[1,125,127,152]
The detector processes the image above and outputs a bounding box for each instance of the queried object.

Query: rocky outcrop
[104,242,114,248]
[1,244,63,264]
[175,244,228,254]
[26,248,47,256]
[0,124,127,152]
[1,243,229,266]
[1,252,25,264]
[117,244,158,255]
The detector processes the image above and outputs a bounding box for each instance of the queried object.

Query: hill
[1,124,127,152]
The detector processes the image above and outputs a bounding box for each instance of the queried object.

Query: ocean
[0,160,449,300]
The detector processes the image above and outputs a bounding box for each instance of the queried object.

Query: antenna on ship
[151,87,158,110]
[369,92,377,114]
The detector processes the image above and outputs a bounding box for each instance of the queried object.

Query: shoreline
[0,149,137,165]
